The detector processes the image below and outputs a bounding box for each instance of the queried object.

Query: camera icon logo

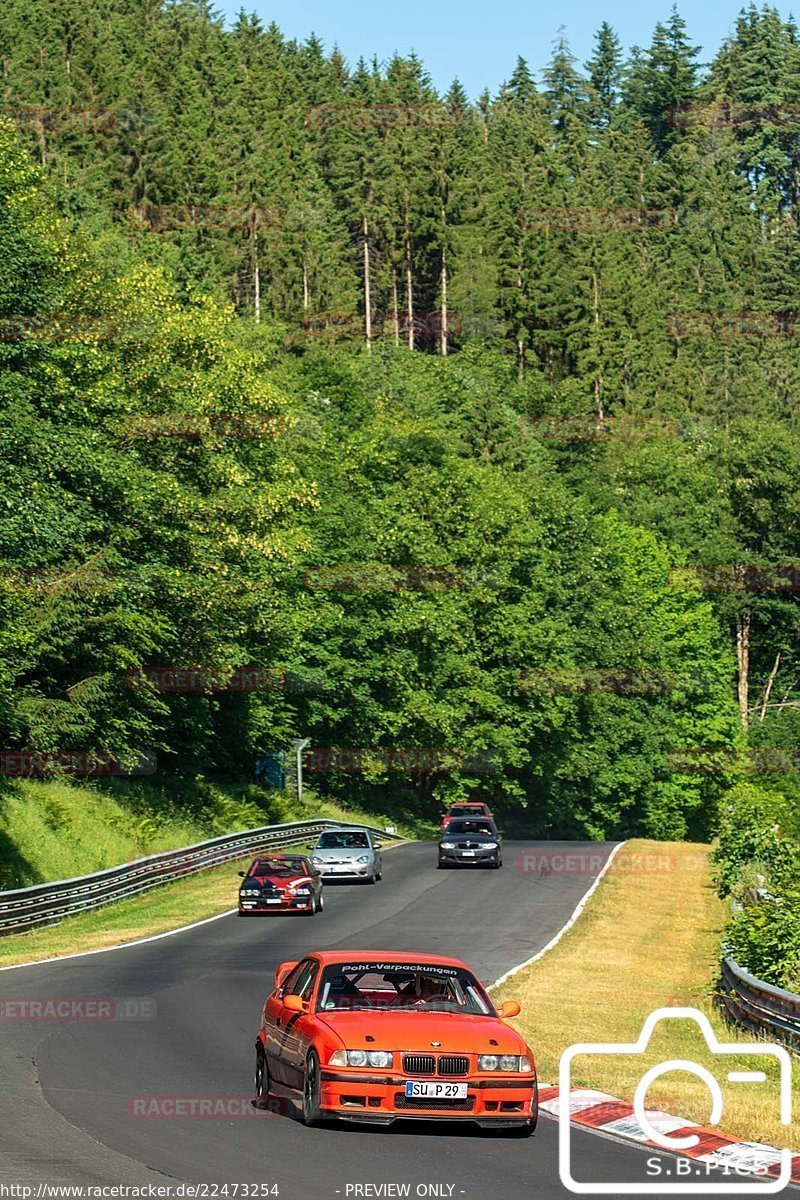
[558,1007,792,1194]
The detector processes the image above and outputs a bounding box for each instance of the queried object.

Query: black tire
[317,891,324,912]
[254,1042,270,1107]
[302,1050,324,1126]
[366,872,376,884]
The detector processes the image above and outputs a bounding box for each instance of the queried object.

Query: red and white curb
[539,1086,800,1185]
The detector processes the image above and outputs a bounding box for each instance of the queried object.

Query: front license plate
[461,850,476,857]
[265,899,282,904]
[405,1081,468,1099]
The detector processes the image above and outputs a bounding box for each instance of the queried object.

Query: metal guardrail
[717,954,800,1050]
[0,818,402,936]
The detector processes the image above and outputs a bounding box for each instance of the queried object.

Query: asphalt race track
[0,841,792,1199]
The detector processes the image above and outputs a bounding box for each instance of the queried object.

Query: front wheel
[317,891,324,912]
[302,1050,324,1126]
[254,1042,270,1107]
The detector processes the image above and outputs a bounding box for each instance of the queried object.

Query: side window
[285,959,319,1000]
[296,961,319,1001]
[280,962,307,995]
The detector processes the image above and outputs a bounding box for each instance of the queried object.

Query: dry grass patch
[493,839,799,1151]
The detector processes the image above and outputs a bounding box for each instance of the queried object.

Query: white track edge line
[487,840,627,990]
[0,907,239,972]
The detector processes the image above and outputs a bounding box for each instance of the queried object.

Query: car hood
[245,873,307,886]
[315,1009,528,1055]
[312,848,373,860]
[439,834,497,845]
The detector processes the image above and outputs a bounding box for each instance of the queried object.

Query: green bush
[725,891,800,992]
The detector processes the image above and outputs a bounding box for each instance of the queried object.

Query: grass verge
[0,774,422,890]
[493,839,799,1151]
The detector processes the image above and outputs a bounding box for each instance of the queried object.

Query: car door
[264,961,306,1085]
[278,959,320,1091]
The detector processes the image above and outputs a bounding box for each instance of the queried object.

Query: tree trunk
[440,242,448,356]
[252,217,260,325]
[302,259,309,312]
[758,653,781,722]
[391,271,400,346]
[405,220,414,351]
[592,268,604,423]
[363,213,372,352]
[736,609,751,730]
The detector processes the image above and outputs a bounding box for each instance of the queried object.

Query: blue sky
[216,0,795,99]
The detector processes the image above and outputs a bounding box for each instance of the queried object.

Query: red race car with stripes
[238,855,323,916]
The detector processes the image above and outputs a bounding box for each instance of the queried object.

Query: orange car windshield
[317,962,493,1015]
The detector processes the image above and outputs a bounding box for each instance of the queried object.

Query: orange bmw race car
[253,950,537,1134]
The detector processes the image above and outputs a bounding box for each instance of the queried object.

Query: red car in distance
[238,854,323,916]
[440,802,494,832]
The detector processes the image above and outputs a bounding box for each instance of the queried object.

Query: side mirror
[238,871,246,877]
[497,1000,521,1019]
[306,844,316,851]
[283,994,307,1013]
[374,843,383,850]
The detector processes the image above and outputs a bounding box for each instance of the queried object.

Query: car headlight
[356,855,370,863]
[239,888,261,897]
[440,842,456,849]
[311,856,323,864]
[479,1054,532,1072]
[292,884,312,893]
[483,842,498,849]
[329,1050,394,1068]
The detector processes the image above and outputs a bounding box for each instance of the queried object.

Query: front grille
[403,1054,435,1075]
[395,1092,475,1111]
[437,1055,469,1076]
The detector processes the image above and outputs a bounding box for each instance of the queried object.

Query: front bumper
[239,895,314,912]
[319,1069,537,1124]
[315,864,372,878]
[438,849,499,864]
